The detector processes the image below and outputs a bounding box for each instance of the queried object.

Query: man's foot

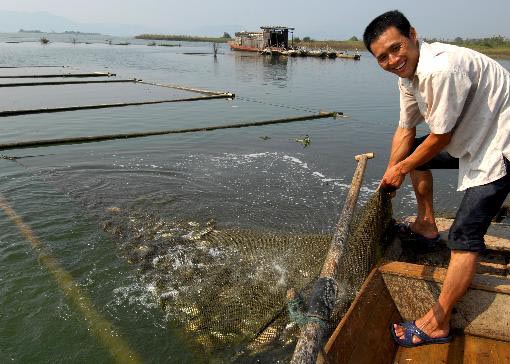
[395,222,441,251]
[409,220,439,239]
[392,313,450,346]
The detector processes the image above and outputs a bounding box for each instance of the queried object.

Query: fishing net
[101,189,393,363]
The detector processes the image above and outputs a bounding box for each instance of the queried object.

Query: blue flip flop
[390,321,453,348]
[395,222,441,250]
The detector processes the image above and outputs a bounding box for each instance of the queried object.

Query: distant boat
[337,53,361,60]
[229,25,361,60]
[230,26,294,53]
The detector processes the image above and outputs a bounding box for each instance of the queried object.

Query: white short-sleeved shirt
[399,41,510,191]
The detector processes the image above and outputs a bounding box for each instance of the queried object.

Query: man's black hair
[363,10,411,54]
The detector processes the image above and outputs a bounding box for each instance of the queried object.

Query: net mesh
[101,190,393,363]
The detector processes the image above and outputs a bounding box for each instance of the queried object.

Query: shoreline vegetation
[19,29,101,36]
[135,34,510,59]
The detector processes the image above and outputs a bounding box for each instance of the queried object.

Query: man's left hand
[380,162,406,191]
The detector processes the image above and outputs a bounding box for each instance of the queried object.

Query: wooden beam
[395,334,510,363]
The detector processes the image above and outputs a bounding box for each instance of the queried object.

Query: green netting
[101,190,393,363]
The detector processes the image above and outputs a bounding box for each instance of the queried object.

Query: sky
[1,0,510,39]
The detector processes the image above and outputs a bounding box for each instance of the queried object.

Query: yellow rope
[0,195,143,364]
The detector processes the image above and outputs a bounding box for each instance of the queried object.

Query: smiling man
[363,10,510,347]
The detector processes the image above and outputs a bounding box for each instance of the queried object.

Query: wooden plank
[462,335,510,364]
[322,268,400,364]
[477,261,507,276]
[380,262,510,342]
[434,218,510,253]
[394,335,510,363]
[394,340,450,363]
[379,261,510,294]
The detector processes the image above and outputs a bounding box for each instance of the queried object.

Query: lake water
[0,32,508,363]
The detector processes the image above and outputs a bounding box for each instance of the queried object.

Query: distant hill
[0,10,150,36]
[0,10,75,32]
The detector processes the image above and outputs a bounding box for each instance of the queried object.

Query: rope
[0,111,340,151]
[236,96,322,114]
[288,297,327,328]
[135,79,231,96]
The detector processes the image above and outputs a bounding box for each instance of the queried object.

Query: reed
[443,36,510,59]
[136,34,230,43]
[294,39,363,51]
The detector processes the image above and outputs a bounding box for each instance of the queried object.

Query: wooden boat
[229,42,260,52]
[320,219,510,364]
[337,53,361,60]
[321,261,510,363]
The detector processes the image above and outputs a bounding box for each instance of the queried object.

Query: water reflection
[233,52,288,87]
[262,55,288,87]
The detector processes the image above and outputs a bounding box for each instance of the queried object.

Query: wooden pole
[0,93,234,117]
[290,152,374,364]
[0,111,339,151]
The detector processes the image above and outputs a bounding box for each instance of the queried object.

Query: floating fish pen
[0,65,341,149]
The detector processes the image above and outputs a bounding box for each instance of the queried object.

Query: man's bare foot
[410,219,439,239]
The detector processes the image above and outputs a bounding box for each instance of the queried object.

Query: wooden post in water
[290,152,374,364]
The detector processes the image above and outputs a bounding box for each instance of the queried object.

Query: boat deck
[395,334,510,364]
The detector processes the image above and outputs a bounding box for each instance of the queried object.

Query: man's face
[370,26,419,79]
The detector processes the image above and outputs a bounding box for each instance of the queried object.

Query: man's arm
[387,126,417,169]
[380,131,452,191]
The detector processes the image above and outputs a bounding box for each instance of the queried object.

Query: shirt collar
[414,40,434,78]
[399,41,432,86]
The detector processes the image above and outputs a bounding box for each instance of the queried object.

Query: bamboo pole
[0,111,339,150]
[0,65,68,68]
[0,195,143,364]
[290,152,374,364]
[0,93,233,117]
[0,72,116,78]
[0,79,136,88]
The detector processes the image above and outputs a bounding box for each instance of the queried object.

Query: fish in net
[100,190,393,363]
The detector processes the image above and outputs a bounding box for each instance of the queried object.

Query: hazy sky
[2,0,509,39]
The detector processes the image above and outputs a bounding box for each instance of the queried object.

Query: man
[363,10,510,347]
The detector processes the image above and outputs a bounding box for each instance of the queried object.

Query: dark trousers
[412,135,510,252]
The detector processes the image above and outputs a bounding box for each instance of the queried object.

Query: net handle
[290,152,375,364]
